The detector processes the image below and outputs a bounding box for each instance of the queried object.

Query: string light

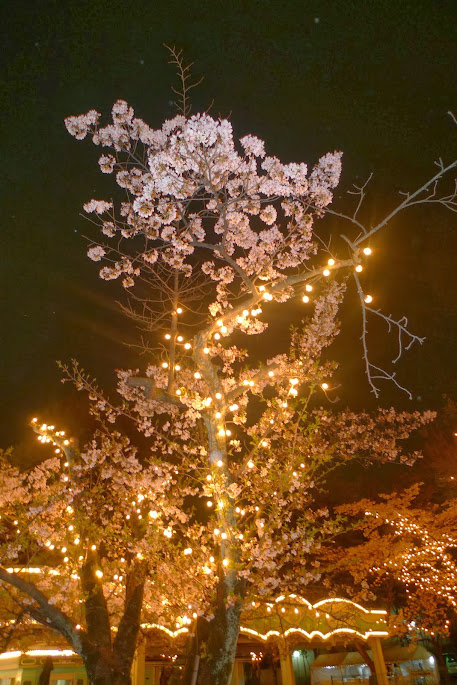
[355,264,363,272]
[363,247,372,256]
[364,295,373,304]
[323,269,330,277]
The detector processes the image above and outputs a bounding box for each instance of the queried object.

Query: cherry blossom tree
[330,487,457,684]
[1,59,457,684]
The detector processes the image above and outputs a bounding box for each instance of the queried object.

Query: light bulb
[321,382,329,390]
[364,295,373,303]
[328,258,335,266]
[184,342,191,350]
[203,347,210,354]
[162,362,168,368]
[363,247,372,255]
[306,284,313,292]
[355,264,363,272]
[323,269,330,277]
[177,335,183,342]
[165,333,171,340]
[176,307,183,314]
[194,371,201,379]
[302,295,309,303]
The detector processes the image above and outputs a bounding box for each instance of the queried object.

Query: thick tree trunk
[83,649,133,685]
[179,597,243,685]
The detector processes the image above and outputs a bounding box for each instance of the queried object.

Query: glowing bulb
[175,364,181,371]
[177,336,183,343]
[215,411,222,419]
[229,403,238,411]
[184,547,192,555]
[149,510,159,519]
[162,362,168,369]
[321,383,329,390]
[214,332,221,340]
[203,347,210,354]
[217,320,223,327]
[328,258,335,266]
[215,392,222,399]
[355,264,363,272]
[176,389,182,396]
[95,569,103,579]
[184,342,191,350]
[176,307,183,314]
[247,460,254,469]
[268,371,274,377]
[290,378,298,385]
[63,440,69,446]
[217,459,223,467]
[218,429,225,437]
[323,269,330,277]
[306,284,313,292]
[222,558,229,567]
[363,247,372,256]
[261,440,268,447]
[364,294,373,303]
[204,397,212,406]
[165,333,171,340]
[243,309,249,317]
[194,371,201,379]
[207,501,213,508]
[221,326,228,334]
[302,295,309,303]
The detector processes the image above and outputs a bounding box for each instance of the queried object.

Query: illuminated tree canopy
[1,66,456,684]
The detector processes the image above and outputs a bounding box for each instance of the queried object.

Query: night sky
[2,0,457,447]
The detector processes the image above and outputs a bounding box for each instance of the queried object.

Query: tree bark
[178,575,243,685]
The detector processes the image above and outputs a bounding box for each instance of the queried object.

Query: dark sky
[1,0,457,446]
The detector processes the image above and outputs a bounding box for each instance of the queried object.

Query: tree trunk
[179,585,243,685]
[83,649,133,685]
[192,601,242,685]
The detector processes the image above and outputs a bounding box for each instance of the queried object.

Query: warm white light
[175,364,181,371]
[215,392,222,399]
[215,411,222,419]
[203,347,210,354]
[363,247,372,256]
[321,382,329,390]
[306,284,313,292]
[222,558,229,567]
[364,295,373,303]
[328,258,335,266]
[207,501,213,508]
[221,326,228,334]
[165,333,171,340]
[302,295,309,303]
[176,307,183,314]
[184,342,191,350]
[247,460,254,469]
[214,332,221,340]
[95,569,103,579]
[194,371,201,379]
[323,269,330,277]
[177,335,183,342]
[229,403,238,411]
[217,319,223,327]
[217,459,223,467]
[162,362,168,368]
[355,264,363,272]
